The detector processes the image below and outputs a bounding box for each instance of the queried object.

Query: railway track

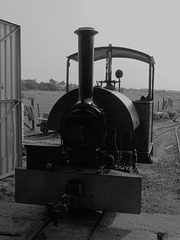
[153,121,180,139]
[29,211,105,240]
[175,124,180,156]
[153,120,180,160]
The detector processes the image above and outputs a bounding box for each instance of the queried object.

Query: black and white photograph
[0,0,180,239]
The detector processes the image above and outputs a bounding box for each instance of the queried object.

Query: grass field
[22,90,65,134]
[22,90,65,114]
[22,89,180,134]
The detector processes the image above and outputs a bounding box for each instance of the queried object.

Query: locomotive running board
[15,168,142,214]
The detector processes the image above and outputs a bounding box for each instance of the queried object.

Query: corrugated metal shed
[0,19,21,178]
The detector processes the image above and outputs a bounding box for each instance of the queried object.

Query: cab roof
[67,46,155,65]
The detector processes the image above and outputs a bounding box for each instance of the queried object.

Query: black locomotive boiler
[15,27,155,214]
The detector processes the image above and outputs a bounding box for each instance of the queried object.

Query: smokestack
[74,27,98,104]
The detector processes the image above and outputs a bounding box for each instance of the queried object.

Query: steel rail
[28,217,52,240]
[154,122,180,131]
[153,121,180,163]
[87,211,105,240]
[174,124,180,158]
[153,121,180,139]
[28,211,105,240]
[153,127,176,139]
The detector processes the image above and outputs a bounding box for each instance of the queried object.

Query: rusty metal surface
[15,168,142,214]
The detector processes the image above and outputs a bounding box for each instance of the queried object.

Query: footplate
[15,168,142,214]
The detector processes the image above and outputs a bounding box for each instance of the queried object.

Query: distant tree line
[22,79,179,94]
[21,79,77,91]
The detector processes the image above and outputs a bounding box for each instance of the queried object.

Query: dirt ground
[139,119,180,214]
[0,119,180,216]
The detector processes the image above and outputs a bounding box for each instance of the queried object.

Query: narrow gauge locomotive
[16,28,155,214]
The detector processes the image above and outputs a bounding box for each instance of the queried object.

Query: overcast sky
[0,0,179,90]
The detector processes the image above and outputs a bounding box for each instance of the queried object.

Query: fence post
[30,98,35,131]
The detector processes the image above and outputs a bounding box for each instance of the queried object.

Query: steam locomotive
[16,27,155,214]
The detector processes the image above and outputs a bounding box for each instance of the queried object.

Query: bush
[21,79,78,91]
[21,79,39,90]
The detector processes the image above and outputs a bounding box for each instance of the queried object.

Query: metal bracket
[0,99,20,124]
[47,180,83,224]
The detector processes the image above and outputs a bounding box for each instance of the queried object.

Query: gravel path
[139,119,180,214]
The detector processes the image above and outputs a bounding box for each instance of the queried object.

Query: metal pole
[108,44,112,83]
[66,58,70,93]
